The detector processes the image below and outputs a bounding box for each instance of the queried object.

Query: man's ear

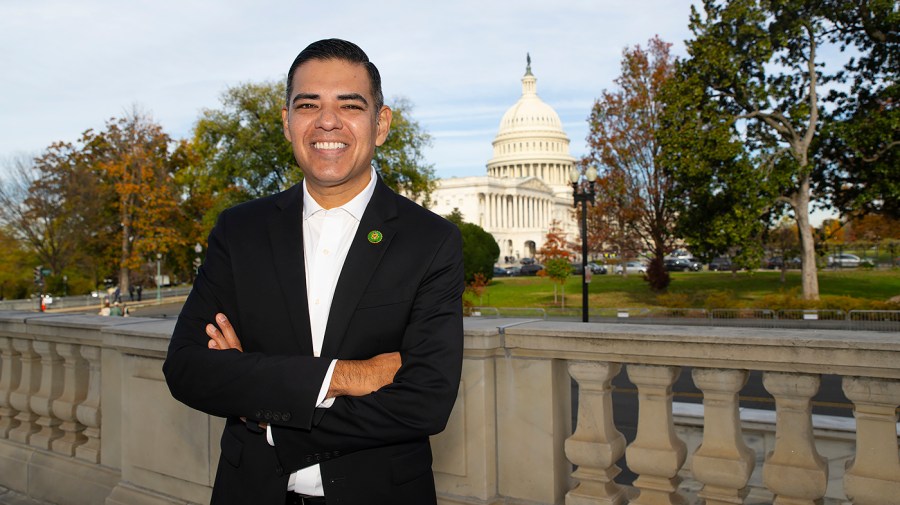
[375,106,392,147]
[281,107,291,142]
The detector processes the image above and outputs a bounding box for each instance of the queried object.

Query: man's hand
[206,313,243,352]
[327,352,401,399]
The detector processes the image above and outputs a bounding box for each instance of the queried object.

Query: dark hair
[285,38,384,111]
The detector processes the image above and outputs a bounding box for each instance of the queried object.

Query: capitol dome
[487,55,576,188]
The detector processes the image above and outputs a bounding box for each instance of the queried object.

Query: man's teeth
[314,142,347,150]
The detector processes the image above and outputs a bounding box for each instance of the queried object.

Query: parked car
[587,262,608,274]
[614,261,648,275]
[684,257,703,271]
[708,257,732,271]
[766,256,801,269]
[826,253,861,268]
[664,258,690,271]
[520,257,536,265]
[571,262,608,275]
[493,266,510,277]
[504,266,522,276]
[520,263,544,276]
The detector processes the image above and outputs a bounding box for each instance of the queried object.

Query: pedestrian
[163,39,464,505]
[136,285,143,302]
[129,284,135,302]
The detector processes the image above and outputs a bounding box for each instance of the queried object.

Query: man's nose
[315,106,341,130]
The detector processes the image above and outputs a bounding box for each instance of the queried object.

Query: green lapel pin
[367,230,383,244]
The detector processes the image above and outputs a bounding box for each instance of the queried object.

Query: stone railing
[0,312,898,504]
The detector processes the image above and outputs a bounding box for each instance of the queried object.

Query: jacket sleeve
[162,208,332,430]
[270,226,465,472]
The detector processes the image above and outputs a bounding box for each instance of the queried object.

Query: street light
[156,253,162,304]
[570,165,599,322]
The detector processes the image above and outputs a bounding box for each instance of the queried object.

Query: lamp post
[156,253,162,304]
[570,166,599,322]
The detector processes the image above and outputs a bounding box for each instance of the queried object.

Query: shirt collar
[302,166,378,222]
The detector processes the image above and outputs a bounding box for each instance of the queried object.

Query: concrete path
[0,487,54,505]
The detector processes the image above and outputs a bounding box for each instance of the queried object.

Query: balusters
[762,372,827,505]
[565,361,626,505]
[29,340,64,449]
[51,343,88,456]
[8,338,40,444]
[625,364,687,505]
[0,336,21,437]
[691,368,755,505]
[75,345,102,463]
[842,376,900,505]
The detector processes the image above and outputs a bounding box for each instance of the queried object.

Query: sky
[0,0,701,180]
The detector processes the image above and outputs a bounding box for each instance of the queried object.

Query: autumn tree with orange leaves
[88,110,184,294]
[584,36,677,291]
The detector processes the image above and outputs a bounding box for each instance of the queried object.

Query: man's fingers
[206,323,228,350]
[215,313,243,352]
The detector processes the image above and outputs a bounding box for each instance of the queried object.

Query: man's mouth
[313,141,348,150]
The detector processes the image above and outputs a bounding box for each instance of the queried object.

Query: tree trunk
[793,176,820,301]
[119,210,131,298]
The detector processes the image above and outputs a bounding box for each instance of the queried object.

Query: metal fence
[467,306,900,333]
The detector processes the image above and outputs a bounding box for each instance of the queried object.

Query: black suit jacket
[163,177,464,505]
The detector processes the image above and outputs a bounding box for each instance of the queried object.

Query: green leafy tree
[446,209,500,284]
[192,80,296,216]
[660,0,859,300]
[373,97,436,205]
[658,64,771,274]
[584,36,677,292]
[816,0,899,219]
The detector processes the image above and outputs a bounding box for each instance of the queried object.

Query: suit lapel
[321,178,398,357]
[267,184,314,355]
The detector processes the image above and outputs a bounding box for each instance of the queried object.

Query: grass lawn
[467,268,900,311]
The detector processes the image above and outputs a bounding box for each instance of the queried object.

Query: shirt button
[323,249,330,255]
[314,298,320,305]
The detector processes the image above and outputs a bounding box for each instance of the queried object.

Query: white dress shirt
[277,167,378,496]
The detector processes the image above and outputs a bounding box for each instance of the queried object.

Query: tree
[661,0,854,300]
[816,0,899,218]
[445,209,500,284]
[87,110,184,294]
[658,64,772,273]
[192,80,296,220]
[584,36,677,292]
[537,220,571,305]
[373,97,436,205]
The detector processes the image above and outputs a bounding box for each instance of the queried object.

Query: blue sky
[0,0,699,179]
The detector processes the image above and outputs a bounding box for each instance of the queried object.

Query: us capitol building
[427,56,579,261]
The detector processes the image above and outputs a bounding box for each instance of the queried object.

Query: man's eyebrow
[337,93,369,106]
[291,93,319,104]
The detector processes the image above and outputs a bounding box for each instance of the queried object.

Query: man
[163,39,464,505]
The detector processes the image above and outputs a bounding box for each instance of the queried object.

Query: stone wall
[0,312,898,504]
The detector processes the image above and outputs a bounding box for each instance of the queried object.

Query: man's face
[282,58,391,202]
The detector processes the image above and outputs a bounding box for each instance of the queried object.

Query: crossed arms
[162,201,465,473]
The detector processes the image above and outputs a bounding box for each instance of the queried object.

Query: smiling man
[163,39,465,505]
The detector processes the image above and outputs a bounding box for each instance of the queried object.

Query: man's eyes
[294,103,365,111]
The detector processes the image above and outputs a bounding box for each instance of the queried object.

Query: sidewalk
[0,487,54,505]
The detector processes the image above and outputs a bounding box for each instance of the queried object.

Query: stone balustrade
[0,312,897,505]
